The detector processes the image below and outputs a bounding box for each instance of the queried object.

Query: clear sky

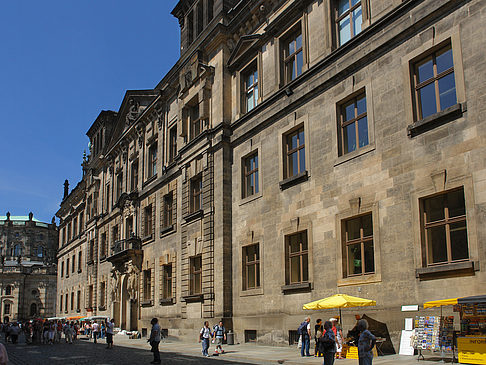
[0,1,180,223]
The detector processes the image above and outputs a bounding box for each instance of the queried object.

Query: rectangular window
[190,255,202,295]
[190,175,203,213]
[143,269,152,302]
[336,0,362,46]
[105,184,111,211]
[338,92,368,155]
[282,28,303,84]
[163,192,174,228]
[245,330,257,343]
[112,225,119,244]
[77,290,81,311]
[67,222,71,242]
[101,232,107,258]
[126,216,133,239]
[73,217,77,237]
[207,0,213,23]
[78,251,82,272]
[343,213,374,276]
[72,255,75,273]
[162,264,173,299]
[190,104,203,140]
[61,261,64,278]
[100,282,106,307]
[116,173,123,201]
[88,285,94,309]
[242,61,259,113]
[187,10,194,44]
[285,231,308,284]
[79,213,83,233]
[71,292,74,311]
[4,303,10,315]
[242,244,260,290]
[65,293,68,312]
[131,161,139,191]
[284,126,305,179]
[196,1,203,35]
[242,152,259,198]
[148,143,157,179]
[412,43,456,121]
[59,296,62,314]
[422,188,468,266]
[169,125,177,163]
[144,205,153,238]
[66,258,70,277]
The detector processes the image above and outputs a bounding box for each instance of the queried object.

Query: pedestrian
[9,323,21,344]
[148,318,161,364]
[100,321,105,339]
[357,319,376,365]
[92,321,100,344]
[319,321,336,365]
[0,342,8,365]
[212,320,226,355]
[298,317,312,357]
[199,321,212,357]
[65,322,74,344]
[314,319,323,357]
[330,318,344,359]
[105,319,114,349]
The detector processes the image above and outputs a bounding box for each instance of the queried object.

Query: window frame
[143,269,152,302]
[242,243,260,291]
[190,175,203,213]
[283,125,306,179]
[284,231,309,285]
[130,160,139,191]
[163,192,174,228]
[337,91,369,156]
[242,151,259,199]
[420,188,468,267]
[241,60,259,114]
[190,103,203,141]
[334,0,363,47]
[168,125,177,163]
[189,255,202,295]
[144,204,153,238]
[281,24,304,85]
[162,264,173,300]
[411,43,456,121]
[342,213,375,277]
[147,143,157,179]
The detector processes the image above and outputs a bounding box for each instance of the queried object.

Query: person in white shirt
[92,321,100,344]
[199,321,212,357]
[105,319,114,349]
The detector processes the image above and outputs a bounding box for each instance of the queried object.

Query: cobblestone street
[3,338,249,365]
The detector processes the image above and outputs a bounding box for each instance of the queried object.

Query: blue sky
[0,1,180,223]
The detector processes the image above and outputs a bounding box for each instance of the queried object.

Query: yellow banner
[458,337,486,365]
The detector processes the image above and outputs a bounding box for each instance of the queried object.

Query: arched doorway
[119,274,138,331]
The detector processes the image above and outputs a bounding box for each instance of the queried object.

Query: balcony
[107,236,142,264]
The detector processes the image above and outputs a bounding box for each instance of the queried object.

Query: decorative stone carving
[126,259,140,301]
[126,99,140,127]
[110,267,120,302]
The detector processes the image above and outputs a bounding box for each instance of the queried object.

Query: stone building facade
[57,0,486,349]
[0,213,58,322]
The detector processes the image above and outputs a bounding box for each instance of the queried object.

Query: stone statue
[110,267,120,302]
[126,260,139,301]
[126,99,140,126]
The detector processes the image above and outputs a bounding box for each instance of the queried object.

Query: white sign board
[399,330,415,356]
[405,317,413,331]
[401,305,419,312]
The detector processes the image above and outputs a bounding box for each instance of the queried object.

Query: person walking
[9,323,20,344]
[92,321,100,344]
[330,318,344,359]
[298,317,312,357]
[199,321,212,357]
[357,319,376,365]
[148,318,161,364]
[105,319,114,349]
[319,321,336,365]
[212,320,226,355]
[314,319,323,357]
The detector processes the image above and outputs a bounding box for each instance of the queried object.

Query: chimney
[6,212,10,221]
[29,212,33,221]
[63,179,69,200]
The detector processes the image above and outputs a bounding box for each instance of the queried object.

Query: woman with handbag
[319,321,336,365]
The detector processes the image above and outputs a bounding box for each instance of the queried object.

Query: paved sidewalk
[112,336,452,365]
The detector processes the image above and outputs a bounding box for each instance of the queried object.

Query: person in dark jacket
[319,321,336,365]
[314,319,323,357]
[357,319,376,365]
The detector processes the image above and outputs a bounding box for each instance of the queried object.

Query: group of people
[0,318,115,349]
[299,316,376,365]
[198,320,226,357]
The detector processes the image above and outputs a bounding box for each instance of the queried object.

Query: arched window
[5,286,12,296]
[30,303,37,317]
[37,246,44,258]
[13,244,21,257]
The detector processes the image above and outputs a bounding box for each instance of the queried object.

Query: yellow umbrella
[303,294,376,329]
[423,297,458,309]
[303,293,376,310]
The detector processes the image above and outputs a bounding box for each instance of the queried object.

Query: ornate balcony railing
[107,236,142,263]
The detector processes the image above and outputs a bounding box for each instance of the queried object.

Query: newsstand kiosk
[424,295,486,365]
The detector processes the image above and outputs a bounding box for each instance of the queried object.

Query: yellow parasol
[66,315,85,320]
[303,294,376,328]
[423,297,458,309]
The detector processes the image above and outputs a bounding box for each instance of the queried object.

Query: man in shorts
[212,320,226,355]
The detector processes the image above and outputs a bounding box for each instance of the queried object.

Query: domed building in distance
[0,212,58,322]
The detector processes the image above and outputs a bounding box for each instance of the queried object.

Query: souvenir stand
[423,295,486,365]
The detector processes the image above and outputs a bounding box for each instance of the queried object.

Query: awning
[66,315,85,320]
[303,293,376,310]
[424,295,486,308]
